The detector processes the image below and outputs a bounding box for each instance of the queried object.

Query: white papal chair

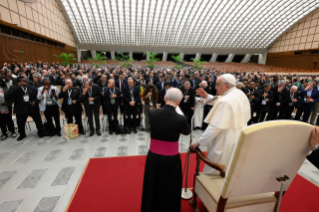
[190,120,313,212]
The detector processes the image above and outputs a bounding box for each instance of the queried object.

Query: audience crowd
[0,61,319,141]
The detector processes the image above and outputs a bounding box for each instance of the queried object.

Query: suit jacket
[258,89,274,113]
[97,80,108,91]
[83,84,101,110]
[115,79,127,92]
[286,91,299,108]
[104,87,121,109]
[149,104,191,141]
[245,87,260,106]
[190,78,199,88]
[298,88,319,111]
[58,87,84,115]
[7,85,39,115]
[307,150,319,169]
[148,77,158,86]
[179,87,195,111]
[123,85,141,107]
[156,81,165,92]
[272,85,289,106]
[207,81,217,95]
[159,89,166,107]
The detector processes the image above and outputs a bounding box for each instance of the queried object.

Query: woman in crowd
[0,70,17,140]
[142,84,158,132]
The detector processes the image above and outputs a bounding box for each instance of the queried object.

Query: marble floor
[0,122,318,212]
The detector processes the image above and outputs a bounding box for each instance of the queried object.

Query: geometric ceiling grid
[60,0,319,49]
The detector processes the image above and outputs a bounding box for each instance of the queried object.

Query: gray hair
[101,75,107,79]
[34,73,41,77]
[165,88,183,102]
[83,76,88,81]
[236,82,243,87]
[184,81,190,86]
[278,80,286,85]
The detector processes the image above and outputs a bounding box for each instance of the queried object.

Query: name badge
[149,101,153,107]
[89,100,94,105]
[289,102,293,106]
[131,96,134,101]
[68,98,72,105]
[262,100,266,105]
[111,98,115,105]
[23,95,29,102]
[304,97,307,102]
[46,98,52,105]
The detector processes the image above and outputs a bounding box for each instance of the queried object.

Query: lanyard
[68,89,72,98]
[290,92,294,100]
[263,91,266,99]
[184,89,188,96]
[88,88,92,97]
[22,87,28,95]
[109,88,115,95]
[46,89,51,97]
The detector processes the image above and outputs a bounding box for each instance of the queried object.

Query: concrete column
[195,53,201,60]
[162,52,167,61]
[77,47,81,62]
[146,53,150,60]
[240,54,251,63]
[258,50,268,65]
[129,51,133,59]
[91,50,97,59]
[180,53,184,60]
[209,53,218,62]
[111,51,115,60]
[225,54,235,63]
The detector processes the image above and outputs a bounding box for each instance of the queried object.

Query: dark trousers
[0,107,15,135]
[256,111,267,123]
[126,105,137,129]
[248,105,256,125]
[44,105,61,133]
[85,105,100,132]
[107,105,118,131]
[66,113,84,133]
[295,103,311,122]
[16,112,43,137]
[266,105,274,120]
[278,105,287,119]
[271,105,280,120]
[285,106,295,119]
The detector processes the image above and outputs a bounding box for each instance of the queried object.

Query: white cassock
[194,97,205,128]
[198,87,251,175]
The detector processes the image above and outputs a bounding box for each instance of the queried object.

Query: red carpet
[67,153,319,212]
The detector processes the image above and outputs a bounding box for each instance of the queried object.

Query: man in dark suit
[295,82,319,123]
[104,79,121,134]
[256,83,274,123]
[148,72,158,85]
[83,81,102,136]
[115,73,127,116]
[285,86,299,119]
[141,88,191,212]
[70,73,81,87]
[58,79,85,135]
[7,77,44,141]
[245,81,260,125]
[97,75,108,114]
[156,76,166,92]
[179,81,195,125]
[270,80,289,120]
[159,82,172,107]
[308,126,319,169]
[123,78,141,133]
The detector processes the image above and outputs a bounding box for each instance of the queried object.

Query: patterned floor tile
[0,199,24,212]
[0,152,12,163]
[93,147,107,158]
[16,168,48,189]
[117,146,128,156]
[13,150,39,164]
[33,196,61,212]
[137,145,148,155]
[68,148,86,161]
[0,170,19,189]
[50,166,76,186]
[42,149,64,162]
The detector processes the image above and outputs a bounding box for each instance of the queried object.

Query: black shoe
[133,128,137,133]
[11,132,17,138]
[50,132,56,137]
[80,131,86,135]
[127,129,131,134]
[89,131,94,136]
[17,135,26,141]
[109,130,113,135]
[56,132,61,136]
[96,131,101,136]
[38,132,44,138]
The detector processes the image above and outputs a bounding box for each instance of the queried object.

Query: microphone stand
[181,100,206,199]
[181,95,218,200]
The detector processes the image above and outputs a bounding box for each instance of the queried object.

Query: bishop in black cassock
[141,88,191,212]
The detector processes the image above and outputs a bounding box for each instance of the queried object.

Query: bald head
[65,79,73,88]
[290,85,298,93]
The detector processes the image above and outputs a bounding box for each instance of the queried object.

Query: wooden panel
[0,33,77,65]
[266,52,319,71]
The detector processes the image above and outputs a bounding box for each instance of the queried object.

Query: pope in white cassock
[190,74,251,175]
